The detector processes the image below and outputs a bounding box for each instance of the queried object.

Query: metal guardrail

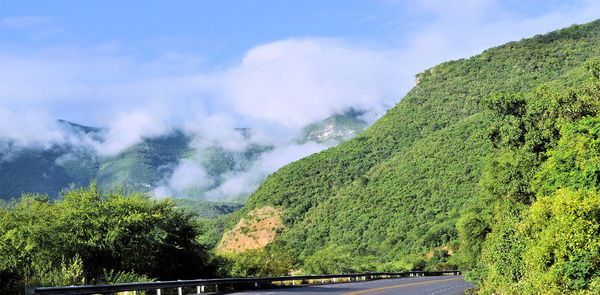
[25,270,461,295]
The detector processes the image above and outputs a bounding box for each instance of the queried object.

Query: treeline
[0,184,215,294]
[175,199,243,220]
[0,183,304,294]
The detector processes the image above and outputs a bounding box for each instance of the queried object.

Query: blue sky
[3,1,411,66]
[0,1,582,66]
[1,0,600,147]
[2,0,600,199]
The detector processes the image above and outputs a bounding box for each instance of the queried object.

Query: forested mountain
[218,20,600,293]
[175,199,243,220]
[0,112,367,204]
[0,120,100,199]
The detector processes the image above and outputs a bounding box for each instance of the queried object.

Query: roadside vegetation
[0,184,217,294]
[465,62,600,294]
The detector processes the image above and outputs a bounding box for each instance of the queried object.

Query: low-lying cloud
[218,38,404,128]
[202,141,329,201]
[2,0,600,200]
[0,107,98,161]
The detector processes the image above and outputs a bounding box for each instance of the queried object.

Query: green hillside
[0,147,95,199]
[221,20,600,276]
[0,120,100,199]
[175,199,244,219]
[98,131,193,192]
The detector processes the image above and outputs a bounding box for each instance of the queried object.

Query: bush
[303,245,361,274]
[517,189,600,294]
[0,184,216,293]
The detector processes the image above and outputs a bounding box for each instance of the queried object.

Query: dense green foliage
[175,199,243,219]
[0,147,97,199]
[217,241,296,278]
[0,184,216,294]
[475,89,600,294]
[227,20,600,278]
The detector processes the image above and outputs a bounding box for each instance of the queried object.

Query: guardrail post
[255,282,259,288]
[215,284,219,292]
[178,286,183,295]
[156,289,161,295]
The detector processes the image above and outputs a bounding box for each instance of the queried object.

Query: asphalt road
[225,275,473,295]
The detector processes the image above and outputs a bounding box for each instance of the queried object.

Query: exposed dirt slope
[217,206,284,252]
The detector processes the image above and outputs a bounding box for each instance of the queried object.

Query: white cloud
[215,38,404,128]
[0,38,403,156]
[0,107,100,163]
[4,1,598,151]
[0,107,96,150]
[204,141,329,201]
[2,1,600,199]
[170,160,213,191]
[400,0,600,66]
[153,160,215,199]
[96,107,173,156]
[183,113,250,153]
[0,108,64,149]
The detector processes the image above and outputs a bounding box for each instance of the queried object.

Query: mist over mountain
[216,20,600,285]
[0,110,369,202]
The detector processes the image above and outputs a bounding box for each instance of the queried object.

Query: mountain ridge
[218,19,600,272]
[0,112,369,206]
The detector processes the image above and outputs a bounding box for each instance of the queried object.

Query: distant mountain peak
[302,111,368,143]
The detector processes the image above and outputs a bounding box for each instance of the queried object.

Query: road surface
[225,275,473,295]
